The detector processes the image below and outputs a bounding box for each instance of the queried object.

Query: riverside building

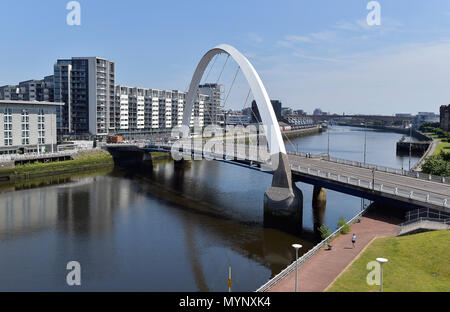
[0,100,62,154]
[114,86,206,134]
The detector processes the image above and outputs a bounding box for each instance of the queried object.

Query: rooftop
[0,100,64,106]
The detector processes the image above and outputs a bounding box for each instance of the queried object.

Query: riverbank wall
[337,124,431,141]
[0,150,114,185]
[282,126,324,139]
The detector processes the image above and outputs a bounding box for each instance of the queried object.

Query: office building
[413,112,440,129]
[440,105,450,132]
[313,108,323,116]
[0,100,63,154]
[251,99,282,123]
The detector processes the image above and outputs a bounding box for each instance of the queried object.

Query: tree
[318,224,332,241]
[422,155,450,177]
[336,216,350,234]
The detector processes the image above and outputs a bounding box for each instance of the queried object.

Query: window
[37,109,46,145]
[4,108,12,146]
[21,110,30,145]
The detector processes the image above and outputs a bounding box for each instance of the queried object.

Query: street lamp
[363,122,367,165]
[327,126,331,160]
[408,123,413,171]
[292,244,302,292]
[376,258,388,292]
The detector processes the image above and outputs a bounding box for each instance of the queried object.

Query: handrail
[291,164,449,209]
[399,208,450,227]
[317,154,448,185]
[256,205,370,292]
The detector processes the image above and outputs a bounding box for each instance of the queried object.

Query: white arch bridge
[106,44,450,231]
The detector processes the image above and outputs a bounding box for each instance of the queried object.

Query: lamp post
[408,124,412,171]
[376,258,388,292]
[363,122,367,165]
[327,126,330,160]
[292,244,302,292]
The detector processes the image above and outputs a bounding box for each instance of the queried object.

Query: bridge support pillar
[312,186,327,235]
[264,153,303,233]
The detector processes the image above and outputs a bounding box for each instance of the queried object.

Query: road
[289,154,450,199]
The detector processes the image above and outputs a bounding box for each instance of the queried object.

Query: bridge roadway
[288,154,449,212]
[106,142,450,212]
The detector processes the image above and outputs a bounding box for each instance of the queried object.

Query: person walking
[352,233,356,248]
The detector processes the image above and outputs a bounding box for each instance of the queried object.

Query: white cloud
[258,40,450,115]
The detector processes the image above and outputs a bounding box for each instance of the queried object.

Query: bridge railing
[399,208,450,227]
[319,155,449,185]
[256,205,371,292]
[0,150,82,162]
[291,164,449,209]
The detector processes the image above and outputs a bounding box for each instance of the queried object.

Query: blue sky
[1,0,450,114]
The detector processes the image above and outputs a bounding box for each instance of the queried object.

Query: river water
[0,126,420,291]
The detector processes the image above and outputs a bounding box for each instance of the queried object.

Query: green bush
[336,216,350,234]
[420,122,440,132]
[422,154,450,177]
[318,224,332,241]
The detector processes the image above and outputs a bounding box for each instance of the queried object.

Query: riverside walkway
[267,210,400,292]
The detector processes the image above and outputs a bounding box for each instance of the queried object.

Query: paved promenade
[268,210,401,292]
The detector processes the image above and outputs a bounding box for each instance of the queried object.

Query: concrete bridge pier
[264,153,303,234]
[312,186,327,235]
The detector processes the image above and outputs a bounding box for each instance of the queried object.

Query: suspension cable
[216,54,230,84]
[222,66,240,108]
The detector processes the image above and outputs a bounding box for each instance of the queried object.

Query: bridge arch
[182,44,286,156]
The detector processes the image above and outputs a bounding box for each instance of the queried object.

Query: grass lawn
[327,230,450,292]
[0,152,113,175]
[425,132,450,156]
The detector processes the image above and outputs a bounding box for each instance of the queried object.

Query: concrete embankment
[282,126,323,139]
[338,124,431,141]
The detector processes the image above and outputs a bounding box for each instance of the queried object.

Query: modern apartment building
[198,83,223,125]
[0,77,54,103]
[54,57,115,136]
[114,86,206,133]
[0,100,63,154]
[0,85,21,101]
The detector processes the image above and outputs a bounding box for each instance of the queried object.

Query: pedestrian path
[268,210,400,292]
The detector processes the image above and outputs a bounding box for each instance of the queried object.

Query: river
[0,126,420,291]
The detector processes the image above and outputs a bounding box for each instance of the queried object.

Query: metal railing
[256,206,370,292]
[399,208,450,227]
[0,149,92,163]
[114,142,449,209]
[290,164,449,209]
[321,155,449,185]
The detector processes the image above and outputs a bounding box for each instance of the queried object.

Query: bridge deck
[106,143,449,211]
[288,155,449,198]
